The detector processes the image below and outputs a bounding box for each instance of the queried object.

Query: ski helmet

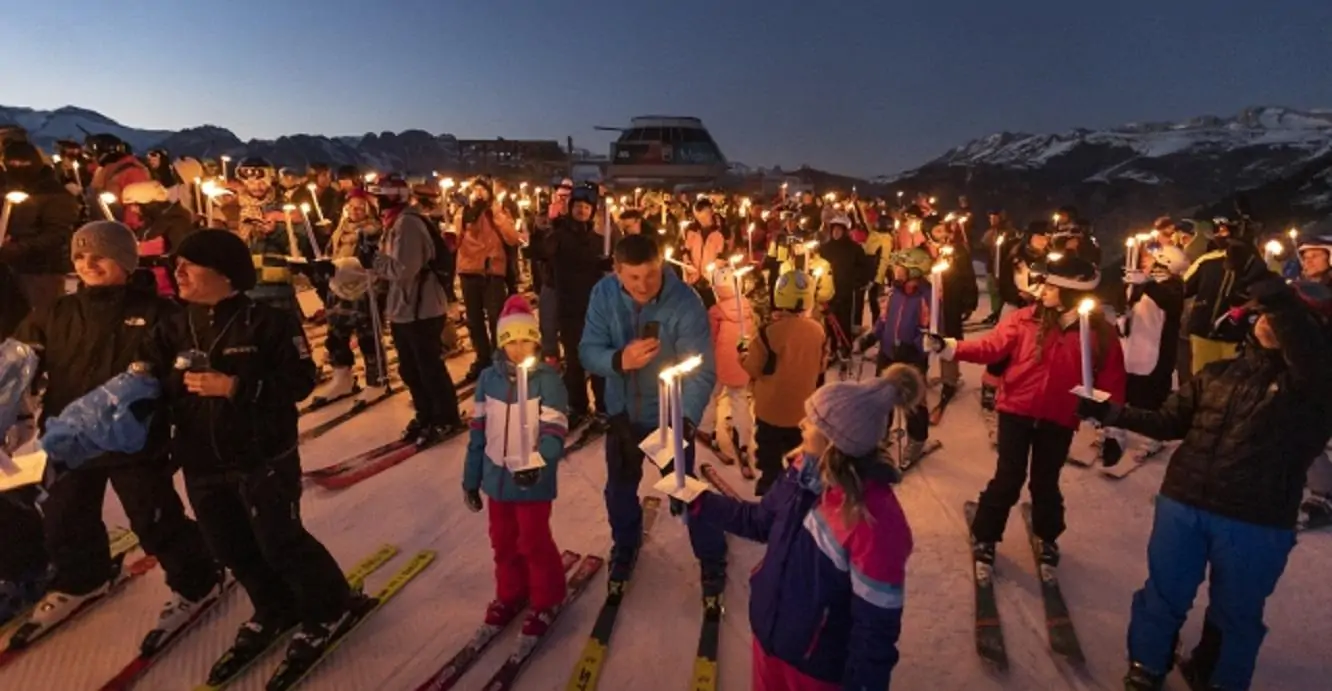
[1034,253,1100,311]
[234,157,275,182]
[827,213,852,230]
[84,133,128,163]
[367,173,411,208]
[894,247,933,280]
[1297,234,1332,259]
[773,271,812,312]
[1148,243,1190,276]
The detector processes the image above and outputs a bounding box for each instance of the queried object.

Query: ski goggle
[236,166,273,182]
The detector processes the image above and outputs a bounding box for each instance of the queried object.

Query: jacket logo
[223,346,258,355]
[123,317,146,326]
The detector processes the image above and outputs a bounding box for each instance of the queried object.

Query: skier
[1,139,80,314]
[1295,232,1332,529]
[532,179,573,361]
[926,216,979,422]
[9,221,222,649]
[925,254,1126,568]
[979,210,1017,327]
[1112,242,1187,464]
[310,190,385,407]
[779,238,835,319]
[683,197,727,284]
[462,295,570,639]
[578,233,726,594]
[1183,221,1271,374]
[85,133,150,227]
[370,175,465,444]
[686,370,921,691]
[819,213,872,338]
[538,183,611,432]
[454,176,521,385]
[861,207,895,325]
[120,180,196,297]
[225,157,314,319]
[698,265,757,475]
[166,229,368,670]
[1077,277,1332,691]
[746,271,828,495]
[855,248,935,468]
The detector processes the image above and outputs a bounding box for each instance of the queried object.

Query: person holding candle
[2,141,80,316]
[538,184,612,433]
[578,233,725,595]
[698,265,758,476]
[819,213,873,340]
[121,180,197,297]
[462,294,571,639]
[1182,221,1272,374]
[855,248,935,468]
[779,239,834,317]
[924,253,1125,569]
[85,133,150,227]
[1076,277,1332,691]
[979,210,1017,327]
[685,369,922,691]
[224,157,314,320]
[454,176,522,385]
[683,198,728,285]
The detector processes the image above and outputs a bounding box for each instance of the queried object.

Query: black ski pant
[878,350,929,443]
[827,297,855,346]
[754,421,803,497]
[44,461,218,599]
[185,453,351,628]
[868,282,885,325]
[970,412,1076,544]
[0,489,47,581]
[460,274,508,372]
[325,294,385,385]
[558,316,605,416]
[391,316,462,428]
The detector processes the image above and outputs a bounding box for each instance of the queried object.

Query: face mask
[797,453,824,493]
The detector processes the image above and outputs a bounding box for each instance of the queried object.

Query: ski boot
[310,367,357,407]
[1034,538,1060,568]
[519,606,556,638]
[9,583,113,647]
[205,616,295,686]
[1298,493,1332,531]
[971,540,997,567]
[900,439,925,471]
[141,578,225,654]
[737,447,756,480]
[566,409,590,435]
[0,569,46,625]
[354,378,389,406]
[401,418,426,443]
[281,595,376,667]
[607,544,640,584]
[483,598,525,628]
[1123,662,1165,691]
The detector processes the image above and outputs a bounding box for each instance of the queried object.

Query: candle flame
[1288,228,1299,239]
[518,355,536,370]
[803,240,819,251]
[520,182,530,190]
[705,262,717,275]
[5,191,30,204]
[996,234,1004,246]
[941,245,955,256]
[664,247,674,260]
[51,154,60,163]
[931,261,950,275]
[735,265,754,277]
[1264,239,1284,257]
[928,196,937,205]
[1126,237,1136,247]
[220,155,232,162]
[1047,251,1065,262]
[660,354,705,381]
[761,210,770,220]
[813,267,825,278]
[306,183,317,192]
[440,178,455,189]
[1077,298,1097,316]
[747,222,756,234]
[944,212,956,222]
[299,203,311,213]
[363,172,377,183]
[729,254,743,265]
[99,192,117,204]
[193,177,201,184]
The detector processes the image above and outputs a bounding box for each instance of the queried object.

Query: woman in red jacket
[926,254,1125,567]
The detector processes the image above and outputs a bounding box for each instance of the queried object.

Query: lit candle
[929,261,949,335]
[1125,237,1137,271]
[282,204,302,260]
[220,155,231,180]
[1263,239,1283,265]
[669,355,704,493]
[747,222,755,258]
[1078,298,1096,396]
[994,233,1004,277]
[0,191,31,244]
[305,183,327,224]
[98,192,116,221]
[192,177,203,215]
[603,200,613,256]
[298,203,323,258]
[656,371,670,446]
[516,355,535,466]
[71,160,82,188]
[1288,227,1299,243]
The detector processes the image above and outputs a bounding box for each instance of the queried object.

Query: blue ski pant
[603,420,727,565]
[1128,495,1295,690]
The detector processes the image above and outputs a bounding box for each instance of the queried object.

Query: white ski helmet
[327,257,370,301]
[1297,234,1332,259]
[1148,243,1190,276]
[121,180,170,205]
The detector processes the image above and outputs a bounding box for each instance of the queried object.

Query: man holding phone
[579,234,726,597]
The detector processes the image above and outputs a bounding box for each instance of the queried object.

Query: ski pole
[366,280,389,390]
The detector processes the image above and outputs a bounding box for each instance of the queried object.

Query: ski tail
[698,463,742,500]
[689,594,724,691]
[1019,503,1085,664]
[964,501,1008,670]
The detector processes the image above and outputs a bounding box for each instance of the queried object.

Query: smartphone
[642,321,661,340]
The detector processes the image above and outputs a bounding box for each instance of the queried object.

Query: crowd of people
[1,126,1331,690]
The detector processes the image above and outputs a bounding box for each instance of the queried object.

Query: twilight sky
[1,0,1330,176]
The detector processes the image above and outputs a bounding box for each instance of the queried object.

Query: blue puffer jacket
[579,268,716,426]
[461,355,569,502]
[695,458,912,689]
[873,280,930,353]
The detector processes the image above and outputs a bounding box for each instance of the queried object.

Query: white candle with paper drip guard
[603,201,614,256]
[0,191,30,245]
[281,204,305,263]
[298,203,324,259]
[733,263,754,341]
[1124,236,1137,272]
[504,356,545,472]
[305,184,328,225]
[97,192,117,221]
[929,260,950,339]
[220,155,231,180]
[650,355,710,508]
[746,222,756,258]
[1071,298,1110,403]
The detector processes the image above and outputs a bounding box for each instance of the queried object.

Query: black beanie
[174,230,257,292]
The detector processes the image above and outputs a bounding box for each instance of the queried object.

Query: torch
[0,192,30,245]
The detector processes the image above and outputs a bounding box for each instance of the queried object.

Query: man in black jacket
[818,213,871,339]
[1,140,81,314]
[167,230,363,668]
[8,221,221,650]
[1183,224,1272,374]
[540,184,610,430]
[1079,278,1332,691]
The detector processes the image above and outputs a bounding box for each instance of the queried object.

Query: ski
[699,463,742,500]
[690,594,724,691]
[478,554,605,691]
[312,427,469,490]
[1100,444,1168,479]
[963,501,1008,670]
[300,386,363,415]
[564,423,607,454]
[565,497,662,691]
[0,527,138,635]
[412,551,583,691]
[192,544,400,691]
[297,388,403,443]
[263,549,436,691]
[1019,503,1084,664]
[304,438,415,479]
[0,554,159,668]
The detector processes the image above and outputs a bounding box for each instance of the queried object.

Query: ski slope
[5,351,1332,690]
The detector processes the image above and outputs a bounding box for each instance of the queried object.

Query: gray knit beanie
[71,221,139,275]
[804,364,926,457]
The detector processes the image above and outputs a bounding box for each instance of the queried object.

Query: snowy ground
[5,338,1332,690]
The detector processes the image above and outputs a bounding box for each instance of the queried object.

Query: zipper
[803,607,830,659]
[1209,268,1235,326]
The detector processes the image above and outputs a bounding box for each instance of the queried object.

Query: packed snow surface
[5,346,1331,690]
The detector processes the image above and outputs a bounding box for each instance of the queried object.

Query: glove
[463,488,483,513]
[512,468,541,488]
[311,258,336,283]
[1125,270,1149,285]
[736,339,749,355]
[1076,396,1115,424]
[922,331,947,355]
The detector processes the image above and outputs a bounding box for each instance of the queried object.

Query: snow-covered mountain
[891,106,1332,240]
